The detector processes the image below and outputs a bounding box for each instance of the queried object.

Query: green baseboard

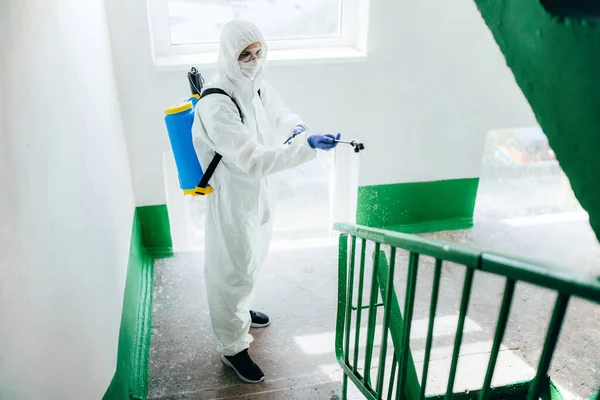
[103,209,156,400]
[357,178,479,233]
[137,205,173,256]
[132,246,154,400]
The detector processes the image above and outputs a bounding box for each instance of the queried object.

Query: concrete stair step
[150,375,342,400]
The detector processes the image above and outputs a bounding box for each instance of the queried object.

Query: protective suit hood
[218,20,267,88]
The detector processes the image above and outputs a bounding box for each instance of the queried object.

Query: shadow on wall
[540,0,600,19]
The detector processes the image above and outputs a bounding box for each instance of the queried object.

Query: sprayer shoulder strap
[200,87,262,123]
[196,88,260,191]
[201,88,244,123]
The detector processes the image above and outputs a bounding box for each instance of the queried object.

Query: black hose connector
[351,140,365,153]
[335,139,365,153]
[188,67,204,96]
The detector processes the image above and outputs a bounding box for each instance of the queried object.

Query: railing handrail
[334,223,600,304]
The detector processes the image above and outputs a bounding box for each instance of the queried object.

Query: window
[147,0,368,65]
[476,126,584,223]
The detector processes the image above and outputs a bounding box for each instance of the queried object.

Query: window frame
[147,0,367,64]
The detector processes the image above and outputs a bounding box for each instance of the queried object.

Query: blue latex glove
[308,133,341,151]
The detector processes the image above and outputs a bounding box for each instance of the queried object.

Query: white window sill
[153,47,367,72]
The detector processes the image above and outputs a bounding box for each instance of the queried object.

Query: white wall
[105,0,536,206]
[0,1,135,398]
[354,0,537,187]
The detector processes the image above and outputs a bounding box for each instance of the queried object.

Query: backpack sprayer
[163,67,365,197]
[163,68,213,196]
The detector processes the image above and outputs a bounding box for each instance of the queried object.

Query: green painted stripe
[132,247,154,400]
[137,204,173,255]
[103,209,155,400]
[549,379,567,400]
[357,178,479,233]
[104,205,173,399]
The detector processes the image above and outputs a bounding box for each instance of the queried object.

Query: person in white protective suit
[192,19,341,383]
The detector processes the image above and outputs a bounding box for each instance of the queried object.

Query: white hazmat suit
[192,20,317,356]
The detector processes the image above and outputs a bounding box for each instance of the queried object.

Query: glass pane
[475,126,584,222]
[167,0,343,45]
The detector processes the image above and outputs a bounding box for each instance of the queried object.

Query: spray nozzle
[335,139,365,153]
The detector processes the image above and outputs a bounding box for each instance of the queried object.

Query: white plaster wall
[351,0,538,187]
[104,0,535,206]
[0,1,135,398]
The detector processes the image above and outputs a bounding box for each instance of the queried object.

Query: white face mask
[239,58,264,80]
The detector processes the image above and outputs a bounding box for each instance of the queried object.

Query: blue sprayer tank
[163,68,213,196]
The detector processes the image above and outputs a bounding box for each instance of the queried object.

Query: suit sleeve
[194,94,316,177]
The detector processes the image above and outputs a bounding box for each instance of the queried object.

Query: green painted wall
[103,209,157,400]
[357,178,480,233]
[474,0,600,242]
[137,205,173,255]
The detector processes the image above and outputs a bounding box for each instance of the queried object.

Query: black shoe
[221,349,265,384]
[250,310,270,328]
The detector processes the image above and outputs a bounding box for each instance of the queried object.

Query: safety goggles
[238,47,263,63]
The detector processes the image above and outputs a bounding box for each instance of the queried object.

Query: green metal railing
[334,223,600,400]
